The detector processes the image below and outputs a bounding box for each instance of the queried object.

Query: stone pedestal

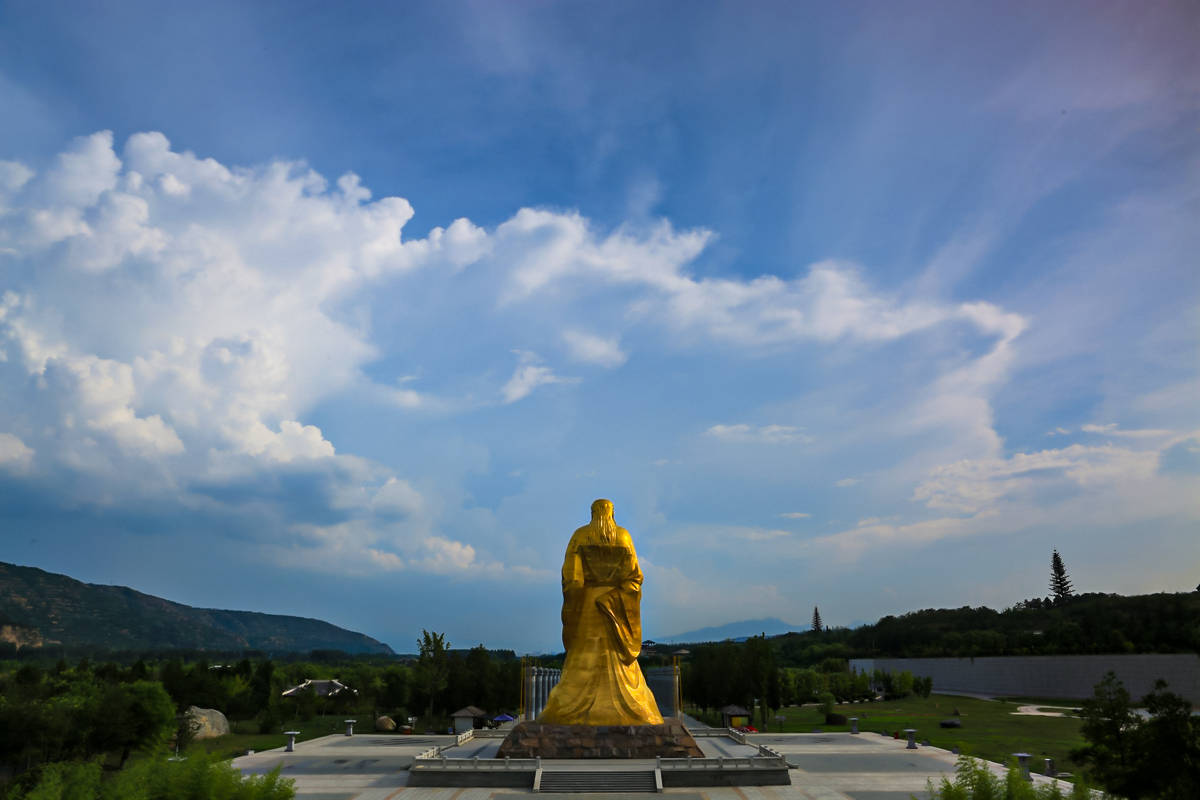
[495,720,704,759]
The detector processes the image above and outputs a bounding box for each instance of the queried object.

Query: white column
[525,666,535,720]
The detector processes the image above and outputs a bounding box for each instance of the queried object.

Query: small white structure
[450,705,487,733]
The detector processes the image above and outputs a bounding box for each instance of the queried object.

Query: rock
[376,715,396,731]
[940,718,963,728]
[186,706,230,739]
[495,721,703,759]
[825,712,847,725]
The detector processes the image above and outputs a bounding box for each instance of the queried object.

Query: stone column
[525,666,535,720]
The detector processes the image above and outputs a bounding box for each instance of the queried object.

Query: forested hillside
[0,561,393,656]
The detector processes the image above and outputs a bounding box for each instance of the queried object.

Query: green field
[737,694,1086,776]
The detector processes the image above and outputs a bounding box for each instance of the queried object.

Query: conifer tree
[811,606,823,632]
[1050,549,1074,602]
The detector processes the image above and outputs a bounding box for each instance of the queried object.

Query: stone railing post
[1044,757,1056,778]
[850,717,858,734]
[904,728,918,749]
[1013,752,1032,781]
[284,731,300,752]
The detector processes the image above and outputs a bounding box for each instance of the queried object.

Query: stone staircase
[537,769,658,793]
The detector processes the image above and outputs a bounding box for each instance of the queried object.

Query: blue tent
[493,713,515,722]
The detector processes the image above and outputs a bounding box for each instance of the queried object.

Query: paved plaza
[232,724,1077,800]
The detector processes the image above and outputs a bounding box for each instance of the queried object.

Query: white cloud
[778,511,811,519]
[737,528,792,541]
[371,477,424,516]
[807,432,1200,562]
[562,329,627,367]
[0,130,1062,590]
[0,432,33,472]
[501,351,576,403]
[913,441,1163,515]
[835,477,860,487]
[1081,423,1172,438]
[705,423,811,444]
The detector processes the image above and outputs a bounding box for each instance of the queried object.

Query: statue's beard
[590,514,618,545]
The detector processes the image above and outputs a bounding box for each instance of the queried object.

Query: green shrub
[818,692,836,716]
[5,755,294,800]
[922,754,1094,800]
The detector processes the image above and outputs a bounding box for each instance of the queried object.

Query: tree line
[680,636,932,729]
[757,591,1200,665]
[0,636,520,791]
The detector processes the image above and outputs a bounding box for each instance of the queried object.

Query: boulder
[940,718,963,728]
[375,715,396,731]
[186,706,230,739]
[825,712,847,725]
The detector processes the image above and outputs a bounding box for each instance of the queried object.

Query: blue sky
[0,1,1196,654]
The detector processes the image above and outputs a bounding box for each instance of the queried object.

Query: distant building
[450,705,488,733]
[281,679,356,698]
[720,704,750,729]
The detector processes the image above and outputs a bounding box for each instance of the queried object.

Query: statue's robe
[537,523,663,726]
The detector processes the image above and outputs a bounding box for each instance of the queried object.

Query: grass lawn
[757,694,1086,777]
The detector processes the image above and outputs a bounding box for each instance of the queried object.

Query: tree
[1071,671,1200,798]
[1050,549,1074,603]
[811,606,823,633]
[414,630,449,723]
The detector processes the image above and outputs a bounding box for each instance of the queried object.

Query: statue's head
[590,498,614,519]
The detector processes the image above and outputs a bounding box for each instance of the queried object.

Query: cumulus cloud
[562,329,627,367]
[0,131,503,577]
[0,130,1041,585]
[705,423,811,444]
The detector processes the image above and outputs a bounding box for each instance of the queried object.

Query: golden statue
[537,499,664,726]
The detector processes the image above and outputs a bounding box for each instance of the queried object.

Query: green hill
[0,561,393,656]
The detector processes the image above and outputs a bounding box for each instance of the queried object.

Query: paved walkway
[232,731,1075,800]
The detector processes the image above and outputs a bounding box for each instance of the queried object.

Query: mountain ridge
[0,561,393,655]
[655,616,801,644]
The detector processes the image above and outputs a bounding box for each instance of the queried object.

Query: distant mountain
[0,561,393,655]
[655,617,801,644]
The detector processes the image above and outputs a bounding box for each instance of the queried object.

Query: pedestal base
[495,720,704,759]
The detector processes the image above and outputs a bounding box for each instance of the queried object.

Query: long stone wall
[849,654,1200,704]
